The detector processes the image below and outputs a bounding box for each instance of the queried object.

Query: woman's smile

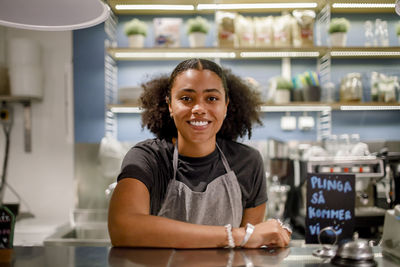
[189,120,210,128]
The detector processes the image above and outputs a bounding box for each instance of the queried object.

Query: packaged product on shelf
[254,16,274,47]
[235,15,255,47]
[378,76,399,103]
[273,15,292,47]
[370,71,380,101]
[153,18,182,47]
[216,11,237,48]
[292,10,315,47]
[340,73,363,102]
[370,72,400,102]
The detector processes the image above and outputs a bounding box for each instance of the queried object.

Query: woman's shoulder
[218,138,261,159]
[125,138,174,159]
[134,138,173,150]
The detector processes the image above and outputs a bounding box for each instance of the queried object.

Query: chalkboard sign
[305,173,355,244]
[0,206,15,249]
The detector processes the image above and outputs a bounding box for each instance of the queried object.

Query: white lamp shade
[0,0,110,31]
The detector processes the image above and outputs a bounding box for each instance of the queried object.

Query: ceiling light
[110,107,142,113]
[340,105,400,111]
[260,106,331,112]
[240,51,320,58]
[332,3,395,8]
[197,3,318,10]
[114,52,236,59]
[115,5,194,11]
[331,51,400,57]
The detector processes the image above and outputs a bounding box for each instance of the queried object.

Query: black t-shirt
[118,138,268,215]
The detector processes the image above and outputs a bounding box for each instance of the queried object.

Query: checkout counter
[5,240,400,267]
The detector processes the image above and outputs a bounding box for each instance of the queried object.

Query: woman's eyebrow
[178,88,223,94]
[204,88,222,94]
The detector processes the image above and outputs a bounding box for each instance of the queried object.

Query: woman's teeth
[190,121,208,126]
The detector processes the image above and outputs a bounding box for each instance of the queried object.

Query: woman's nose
[192,101,206,114]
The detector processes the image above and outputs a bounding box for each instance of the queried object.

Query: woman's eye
[208,96,219,102]
[180,96,192,102]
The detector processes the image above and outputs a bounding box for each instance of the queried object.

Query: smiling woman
[108,58,292,249]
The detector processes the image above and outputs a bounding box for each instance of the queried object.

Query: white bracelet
[277,219,293,234]
[224,224,235,248]
[240,223,255,247]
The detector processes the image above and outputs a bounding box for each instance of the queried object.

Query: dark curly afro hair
[140,58,263,141]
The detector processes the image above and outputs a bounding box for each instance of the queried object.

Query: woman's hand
[243,219,291,248]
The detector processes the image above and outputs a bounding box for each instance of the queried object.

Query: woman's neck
[175,137,216,158]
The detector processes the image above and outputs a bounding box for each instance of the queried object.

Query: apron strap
[173,143,178,180]
[216,142,232,172]
[172,141,232,180]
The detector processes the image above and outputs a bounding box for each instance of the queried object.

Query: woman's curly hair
[140,58,263,141]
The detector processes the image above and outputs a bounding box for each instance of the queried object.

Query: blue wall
[74,23,107,143]
[74,13,400,143]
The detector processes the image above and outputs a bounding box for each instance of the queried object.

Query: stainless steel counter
[6,243,400,267]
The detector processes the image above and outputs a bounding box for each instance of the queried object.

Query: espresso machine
[265,139,292,221]
[302,149,400,240]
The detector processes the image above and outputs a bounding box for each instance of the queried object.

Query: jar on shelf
[340,73,363,102]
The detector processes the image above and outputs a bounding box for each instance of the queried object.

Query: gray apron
[157,143,243,227]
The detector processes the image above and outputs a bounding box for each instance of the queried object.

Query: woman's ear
[166,96,173,117]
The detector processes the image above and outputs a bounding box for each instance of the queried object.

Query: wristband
[224,224,235,248]
[240,223,255,247]
[277,219,293,234]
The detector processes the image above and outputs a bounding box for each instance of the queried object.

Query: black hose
[0,117,11,204]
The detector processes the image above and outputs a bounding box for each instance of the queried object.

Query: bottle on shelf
[364,20,374,47]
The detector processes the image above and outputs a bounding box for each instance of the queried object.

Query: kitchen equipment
[304,155,387,240]
[266,139,292,219]
[7,38,43,98]
[381,205,400,260]
[312,226,338,258]
[331,235,377,266]
[0,67,10,95]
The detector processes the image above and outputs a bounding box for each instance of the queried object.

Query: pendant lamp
[0,0,110,31]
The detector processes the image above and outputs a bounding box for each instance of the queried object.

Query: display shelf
[107,47,400,60]
[307,155,385,179]
[329,47,400,58]
[107,47,325,60]
[0,95,42,152]
[108,102,400,113]
[107,0,395,15]
[330,0,396,13]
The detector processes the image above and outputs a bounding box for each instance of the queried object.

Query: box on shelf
[153,18,182,47]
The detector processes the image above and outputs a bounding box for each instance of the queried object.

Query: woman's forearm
[108,213,246,248]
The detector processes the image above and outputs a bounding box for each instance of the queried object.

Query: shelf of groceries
[107,102,400,114]
[107,46,400,60]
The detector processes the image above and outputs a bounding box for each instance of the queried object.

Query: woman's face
[168,69,228,148]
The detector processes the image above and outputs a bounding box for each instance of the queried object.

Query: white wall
[0,27,74,230]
